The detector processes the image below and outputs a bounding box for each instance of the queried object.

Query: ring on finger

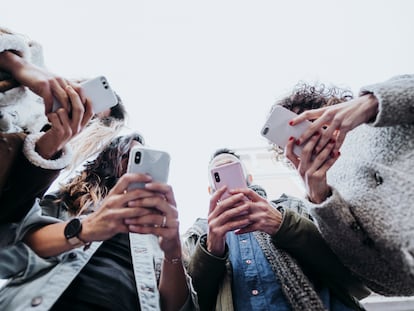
[161,215,167,228]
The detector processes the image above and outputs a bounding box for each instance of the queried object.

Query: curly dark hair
[270,82,353,163]
[57,132,144,216]
[276,81,354,115]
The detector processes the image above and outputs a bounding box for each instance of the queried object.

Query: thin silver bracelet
[163,257,182,265]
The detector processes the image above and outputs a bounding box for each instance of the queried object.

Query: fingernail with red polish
[289,120,294,126]
[295,139,300,145]
[289,136,294,141]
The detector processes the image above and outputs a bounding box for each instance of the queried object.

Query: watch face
[64,218,82,239]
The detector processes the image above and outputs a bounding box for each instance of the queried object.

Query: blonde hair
[65,117,125,173]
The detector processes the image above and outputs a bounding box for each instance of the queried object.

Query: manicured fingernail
[288,120,294,126]
[330,151,341,158]
[295,139,300,145]
[289,136,294,141]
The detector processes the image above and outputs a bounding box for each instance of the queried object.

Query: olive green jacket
[183,194,370,311]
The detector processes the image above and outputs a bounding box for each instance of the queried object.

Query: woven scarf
[254,231,327,311]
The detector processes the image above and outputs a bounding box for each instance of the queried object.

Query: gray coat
[308,74,414,296]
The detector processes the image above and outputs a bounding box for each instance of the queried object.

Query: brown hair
[57,132,144,216]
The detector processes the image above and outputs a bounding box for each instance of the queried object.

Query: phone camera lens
[134,151,141,164]
[214,172,220,182]
[262,127,269,135]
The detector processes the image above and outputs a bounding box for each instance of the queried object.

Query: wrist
[308,187,332,204]
[163,256,182,265]
[361,93,379,123]
[206,235,226,257]
[64,217,91,250]
[0,51,25,74]
[78,216,93,244]
[267,208,284,236]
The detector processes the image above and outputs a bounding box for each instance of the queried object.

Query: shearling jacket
[0,27,71,226]
[308,74,414,296]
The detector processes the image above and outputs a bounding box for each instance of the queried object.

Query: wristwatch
[64,217,85,247]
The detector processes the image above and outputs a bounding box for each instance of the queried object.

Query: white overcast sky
[2,1,414,231]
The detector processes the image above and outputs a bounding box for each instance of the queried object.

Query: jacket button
[350,222,361,232]
[68,252,77,260]
[31,296,43,306]
[374,172,383,185]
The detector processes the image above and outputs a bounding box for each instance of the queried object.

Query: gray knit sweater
[307,74,414,296]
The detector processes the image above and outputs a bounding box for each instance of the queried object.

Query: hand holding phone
[261,105,312,157]
[126,146,171,191]
[52,76,118,114]
[210,161,248,200]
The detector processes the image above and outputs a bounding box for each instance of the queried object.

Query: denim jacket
[0,200,198,311]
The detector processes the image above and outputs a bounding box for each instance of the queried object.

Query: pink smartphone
[261,105,312,156]
[210,161,248,200]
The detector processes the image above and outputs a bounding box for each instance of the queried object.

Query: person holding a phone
[0,26,126,232]
[271,78,414,297]
[183,148,369,311]
[0,132,196,311]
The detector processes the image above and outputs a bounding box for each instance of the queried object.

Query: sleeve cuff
[23,132,72,170]
[0,31,30,59]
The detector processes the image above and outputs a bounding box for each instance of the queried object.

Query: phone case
[260,105,312,156]
[52,76,118,114]
[210,161,247,200]
[126,146,171,190]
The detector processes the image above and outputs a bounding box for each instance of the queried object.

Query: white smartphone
[52,76,118,114]
[126,146,171,191]
[210,161,248,200]
[261,105,312,156]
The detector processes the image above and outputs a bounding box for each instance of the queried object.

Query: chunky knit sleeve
[360,74,414,126]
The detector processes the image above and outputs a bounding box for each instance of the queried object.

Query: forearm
[159,259,189,311]
[0,51,23,92]
[0,50,26,76]
[23,222,75,257]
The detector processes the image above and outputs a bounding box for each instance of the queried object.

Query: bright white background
[2,1,414,232]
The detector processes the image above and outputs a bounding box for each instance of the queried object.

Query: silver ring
[161,215,167,228]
